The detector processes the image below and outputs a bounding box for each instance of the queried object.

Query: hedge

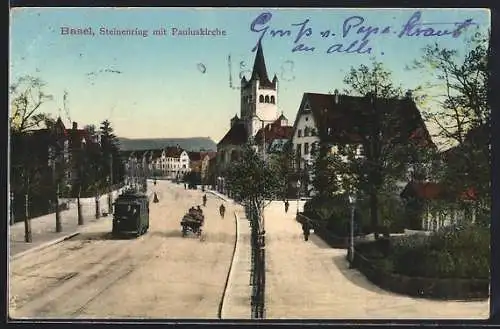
[349,224,490,300]
[351,248,489,300]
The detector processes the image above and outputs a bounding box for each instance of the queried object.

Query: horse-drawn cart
[181,208,204,238]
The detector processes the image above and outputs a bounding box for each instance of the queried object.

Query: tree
[10,75,54,133]
[268,142,295,199]
[226,144,284,212]
[317,60,433,237]
[411,31,490,217]
[99,120,122,186]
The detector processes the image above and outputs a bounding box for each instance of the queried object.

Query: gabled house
[164,146,190,179]
[290,90,435,196]
[254,113,294,159]
[400,181,478,231]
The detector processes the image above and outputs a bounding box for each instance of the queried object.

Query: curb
[218,210,240,319]
[207,190,231,203]
[10,231,81,261]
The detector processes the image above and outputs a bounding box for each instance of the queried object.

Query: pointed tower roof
[249,41,275,88]
[277,112,287,121]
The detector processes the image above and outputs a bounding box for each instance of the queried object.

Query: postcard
[9,7,491,321]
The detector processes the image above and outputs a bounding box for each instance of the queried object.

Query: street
[9,180,237,319]
[264,201,489,319]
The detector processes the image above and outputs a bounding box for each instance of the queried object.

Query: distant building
[125,146,190,180]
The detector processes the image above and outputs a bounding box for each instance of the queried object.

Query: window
[304,127,310,137]
[311,128,316,136]
[311,142,316,155]
[296,144,302,158]
[298,129,302,137]
[270,96,275,104]
[259,95,264,103]
[265,95,270,103]
[305,116,308,121]
[304,143,309,155]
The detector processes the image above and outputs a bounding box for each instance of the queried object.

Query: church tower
[240,41,279,139]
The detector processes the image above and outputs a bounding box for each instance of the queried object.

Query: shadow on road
[68,231,136,241]
[331,253,393,295]
[309,233,335,249]
[148,230,184,239]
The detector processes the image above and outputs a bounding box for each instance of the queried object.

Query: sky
[10,7,490,143]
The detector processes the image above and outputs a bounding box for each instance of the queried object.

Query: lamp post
[254,115,267,162]
[348,192,357,267]
[296,180,301,214]
[55,183,62,232]
[10,191,14,226]
[52,157,62,233]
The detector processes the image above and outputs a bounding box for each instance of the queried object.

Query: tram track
[10,182,240,319]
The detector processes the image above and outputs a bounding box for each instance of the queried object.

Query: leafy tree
[268,142,295,199]
[410,31,490,218]
[315,60,433,237]
[226,144,284,212]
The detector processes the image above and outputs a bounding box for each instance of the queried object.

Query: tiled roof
[296,92,435,147]
[218,122,248,147]
[254,123,294,145]
[400,181,477,201]
[164,146,183,158]
[188,151,202,161]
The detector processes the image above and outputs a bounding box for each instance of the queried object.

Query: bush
[304,195,367,236]
[387,225,490,279]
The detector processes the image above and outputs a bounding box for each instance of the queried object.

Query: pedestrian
[219,203,226,219]
[284,199,289,213]
[202,194,207,207]
[302,220,311,241]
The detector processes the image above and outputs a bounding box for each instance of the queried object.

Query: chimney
[334,89,339,104]
[72,122,77,130]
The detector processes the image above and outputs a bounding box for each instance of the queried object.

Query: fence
[246,201,266,319]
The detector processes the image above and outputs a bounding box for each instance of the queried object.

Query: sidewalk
[263,201,489,319]
[205,190,252,319]
[9,188,124,258]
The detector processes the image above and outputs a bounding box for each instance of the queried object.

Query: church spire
[250,41,273,87]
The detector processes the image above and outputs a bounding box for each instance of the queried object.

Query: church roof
[218,122,248,147]
[243,41,276,89]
